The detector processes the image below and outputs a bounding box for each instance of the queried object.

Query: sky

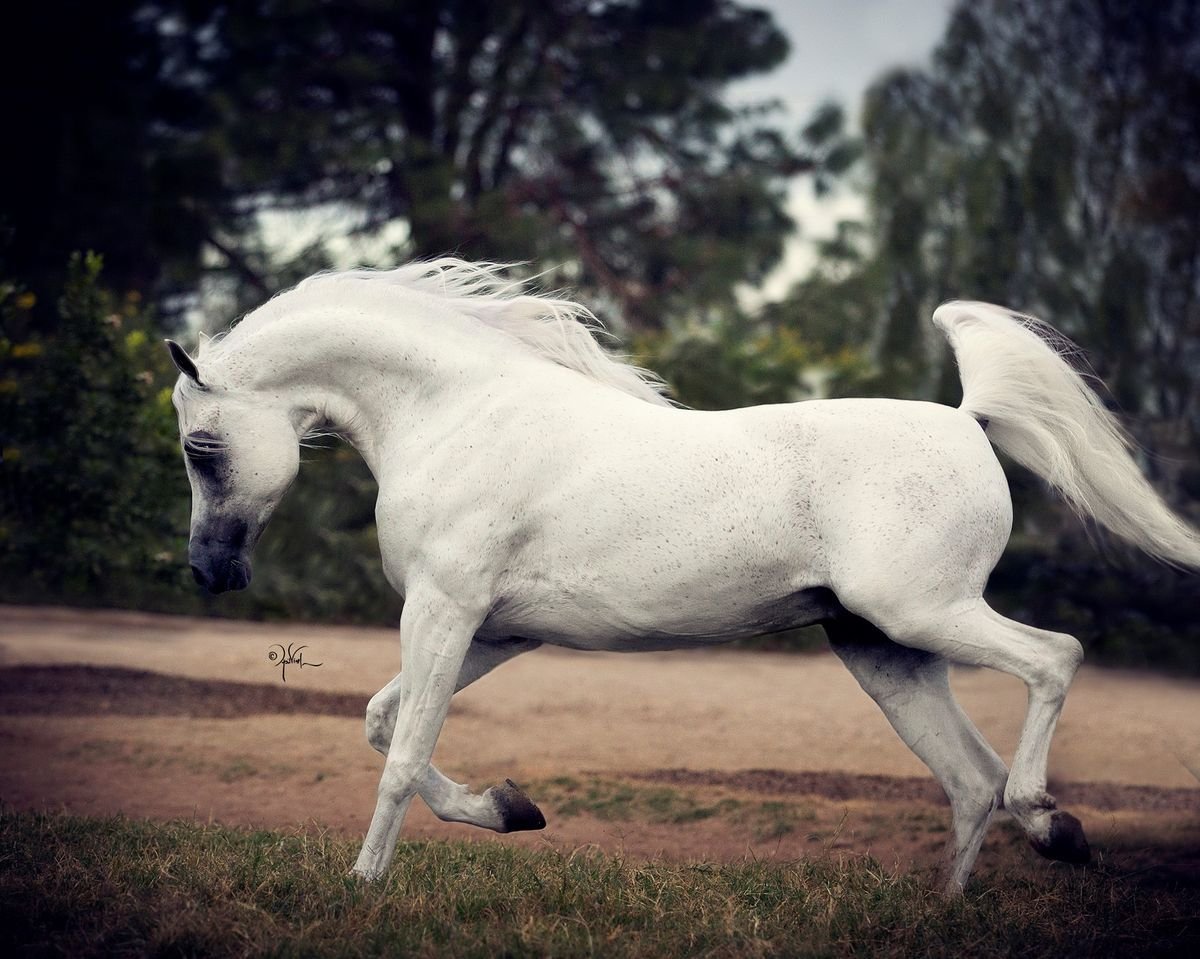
[731,0,954,299]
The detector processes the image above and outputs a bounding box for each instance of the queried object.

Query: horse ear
[165,339,204,386]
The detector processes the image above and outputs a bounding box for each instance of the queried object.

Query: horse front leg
[351,588,482,880]
[364,637,545,834]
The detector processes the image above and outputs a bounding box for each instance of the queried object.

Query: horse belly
[482,546,837,652]
[482,594,838,651]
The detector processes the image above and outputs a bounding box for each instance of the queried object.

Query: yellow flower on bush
[15,292,36,310]
[11,342,43,359]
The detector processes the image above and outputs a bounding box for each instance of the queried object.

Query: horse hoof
[489,778,547,833]
[1030,810,1091,865]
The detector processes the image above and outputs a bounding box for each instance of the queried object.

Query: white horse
[166,259,1200,893]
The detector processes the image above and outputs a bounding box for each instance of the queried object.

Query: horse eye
[184,435,225,458]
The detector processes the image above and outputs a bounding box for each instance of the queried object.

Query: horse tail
[932,300,1200,568]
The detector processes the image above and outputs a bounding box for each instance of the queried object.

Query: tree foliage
[870,0,1199,435]
[0,3,235,312]
[4,2,1199,673]
[0,0,843,622]
[164,0,813,328]
[0,0,844,333]
[0,256,398,622]
[0,255,190,599]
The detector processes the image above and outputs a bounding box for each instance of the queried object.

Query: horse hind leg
[850,598,1090,869]
[364,636,546,835]
[825,616,1009,894]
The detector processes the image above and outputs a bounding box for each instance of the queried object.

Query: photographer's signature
[267,643,323,682]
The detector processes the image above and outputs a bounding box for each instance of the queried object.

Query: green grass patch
[539,776,818,840]
[541,776,740,825]
[1,809,1197,957]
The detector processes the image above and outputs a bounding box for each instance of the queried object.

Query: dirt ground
[2,605,1198,877]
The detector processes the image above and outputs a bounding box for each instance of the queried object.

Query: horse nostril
[190,563,212,589]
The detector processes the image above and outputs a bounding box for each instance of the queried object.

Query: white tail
[933,301,1200,568]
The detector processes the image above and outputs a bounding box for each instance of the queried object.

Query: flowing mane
[202,258,671,406]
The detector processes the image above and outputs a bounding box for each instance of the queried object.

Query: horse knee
[365,690,397,755]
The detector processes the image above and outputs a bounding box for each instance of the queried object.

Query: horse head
[165,339,301,593]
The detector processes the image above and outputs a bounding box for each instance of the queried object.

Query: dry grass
[1,808,1197,958]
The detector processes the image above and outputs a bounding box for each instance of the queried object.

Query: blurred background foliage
[1,0,1197,671]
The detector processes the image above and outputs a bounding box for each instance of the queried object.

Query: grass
[542,776,741,825]
[1,809,1197,958]
[539,776,817,840]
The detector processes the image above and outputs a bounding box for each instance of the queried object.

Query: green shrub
[0,253,191,604]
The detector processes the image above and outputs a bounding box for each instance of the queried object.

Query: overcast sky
[733,0,954,299]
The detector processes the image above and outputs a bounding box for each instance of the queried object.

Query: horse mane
[202,258,672,407]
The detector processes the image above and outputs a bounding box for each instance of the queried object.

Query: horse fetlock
[349,865,383,882]
[940,843,975,898]
[485,779,547,833]
[941,875,968,899]
[1006,788,1091,865]
[1006,787,1056,817]
[377,763,423,805]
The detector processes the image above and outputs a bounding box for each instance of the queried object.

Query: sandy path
[3,605,1198,790]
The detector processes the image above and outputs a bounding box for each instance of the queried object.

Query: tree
[858,0,1200,450]
[769,0,1200,493]
[3,1,849,333]
[144,0,830,329]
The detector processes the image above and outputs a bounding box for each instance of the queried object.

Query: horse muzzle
[189,550,252,593]
[189,519,254,593]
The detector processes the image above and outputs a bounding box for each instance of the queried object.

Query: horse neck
[216,303,525,476]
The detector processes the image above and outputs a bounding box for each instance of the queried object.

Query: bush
[0,253,191,604]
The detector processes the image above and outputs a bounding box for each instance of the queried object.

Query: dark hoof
[1030,810,1091,865]
[490,778,547,833]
